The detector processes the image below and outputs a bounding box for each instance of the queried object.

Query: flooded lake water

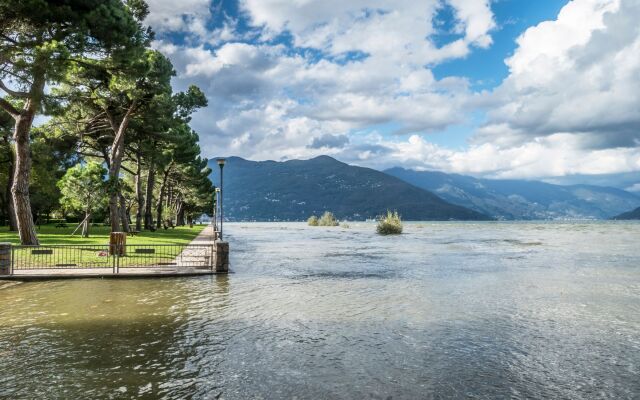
[1,221,639,399]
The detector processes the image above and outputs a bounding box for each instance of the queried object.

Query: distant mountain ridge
[612,206,640,220]
[209,156,489,221]
[385,167,640,220]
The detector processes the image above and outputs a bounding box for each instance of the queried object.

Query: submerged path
[174,224,217,266]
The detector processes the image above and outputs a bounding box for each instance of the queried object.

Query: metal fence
[9,244,215,274]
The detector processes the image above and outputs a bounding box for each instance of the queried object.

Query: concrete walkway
[0,225,222,281]
[174,224,217,267]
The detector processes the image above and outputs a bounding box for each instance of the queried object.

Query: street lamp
[217,158,226,240]
[211,185,217,230]
[214,187,220,237]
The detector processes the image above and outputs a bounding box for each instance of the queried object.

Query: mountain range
[385,168,640,220]
[613,207,640,220]
[209,156,640,221]
[210,156,489,221]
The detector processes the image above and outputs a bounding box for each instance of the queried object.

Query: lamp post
[214,187,220,237]
[212,185,217,231]
[217,158,226,240]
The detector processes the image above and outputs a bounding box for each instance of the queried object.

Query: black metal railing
[117,244,214,269]
[9,244,215,273]
[11,244,112,271]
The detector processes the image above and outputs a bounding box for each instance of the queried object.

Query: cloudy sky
[146,0,640,189]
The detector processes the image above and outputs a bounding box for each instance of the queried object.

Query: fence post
[210,245,214,272]
[0,242,11,275]
[215,242,229,273]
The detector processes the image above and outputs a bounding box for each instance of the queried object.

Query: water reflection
[0,277,231,398]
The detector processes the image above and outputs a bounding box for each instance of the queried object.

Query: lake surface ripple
[1,222,639,399]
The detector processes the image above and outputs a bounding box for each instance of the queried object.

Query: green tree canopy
[57,161,107,237]
[55,49,175,232]
[0,0,150,244]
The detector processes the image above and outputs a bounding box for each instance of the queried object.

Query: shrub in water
[318,211,339,226]
[307,215,319,226]
[376,210,403,235]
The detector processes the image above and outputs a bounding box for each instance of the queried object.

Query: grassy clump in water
[308,212,340,226]
[376,211,403,235]
[318,211,339,226]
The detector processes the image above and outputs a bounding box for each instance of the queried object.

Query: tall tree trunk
[126,203,133,223]
[176,201,185,226]
[144,163,155,230]
[12,112,39,245]
[5,141,17,231]
[108,180,121,232]
[106,102,136,233]
[1,72,45,245]
[118,192,130,232]
[135,151,144,232]
[82,211,91,238]
[166,184,173,225]
[155,164,172,229]
[155,177,166,229]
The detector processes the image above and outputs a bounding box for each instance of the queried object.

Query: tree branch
[0,67,33,86]
[103,107,117,133]
[0,32,19,45]
[120,164,136,175]
[76,151,104,160]
[0,97,19,118]
[0,80,29,98]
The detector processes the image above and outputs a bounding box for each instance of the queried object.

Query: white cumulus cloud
[146,0,640,185]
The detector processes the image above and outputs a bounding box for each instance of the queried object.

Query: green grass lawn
[1,224,210,271]
[0,223,207,245]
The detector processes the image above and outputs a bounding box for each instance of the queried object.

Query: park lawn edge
[0,224,207,246]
